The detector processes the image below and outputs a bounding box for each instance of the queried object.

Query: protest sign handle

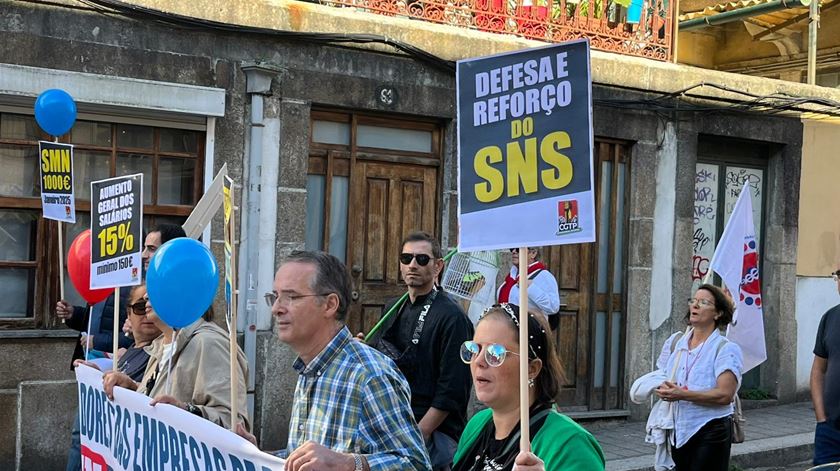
[364,247,458,343]
[58,221,65,323]
[113,287,120,369]
[364,292,408,343]
[518,246,530,452]
[230,306,239,432]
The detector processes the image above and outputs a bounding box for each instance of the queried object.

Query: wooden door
[542,140,629,412]
[542,243,594,409]
[345,161,438,334]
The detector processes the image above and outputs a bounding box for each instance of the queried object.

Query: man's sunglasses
[399,253,434,266]
[127,301,147,316]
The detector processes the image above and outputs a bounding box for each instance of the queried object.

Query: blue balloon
[147,238,219,329]
[34,89,77,136]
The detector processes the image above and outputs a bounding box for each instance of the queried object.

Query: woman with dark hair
[452,303,604,470]
[102,296,249,431]
[654,284,744,471]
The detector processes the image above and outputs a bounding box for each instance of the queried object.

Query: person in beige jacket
[103,295,249,431]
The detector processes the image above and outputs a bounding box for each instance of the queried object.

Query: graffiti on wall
[691,163,763,290]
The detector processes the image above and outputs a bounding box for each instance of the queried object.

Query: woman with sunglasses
[453,303,604,471]
[68,284,160,470]
[653,284,743,470]
[102,294,249,431]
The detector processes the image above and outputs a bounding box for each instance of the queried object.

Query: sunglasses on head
[399,253,433,266]
[127,300,147,316]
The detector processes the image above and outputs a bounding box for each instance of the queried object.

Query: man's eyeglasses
[460,340,520,367]
[399,253,433,266]
[687,298,714,308]
[264,292,330,308]
[832,270,840,282]
[127,301,147,316]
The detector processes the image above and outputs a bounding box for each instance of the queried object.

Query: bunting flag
[708,181,767,373]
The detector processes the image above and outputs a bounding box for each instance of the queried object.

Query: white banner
[75,365,284,471]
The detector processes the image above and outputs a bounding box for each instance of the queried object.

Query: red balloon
[67,229,111,305]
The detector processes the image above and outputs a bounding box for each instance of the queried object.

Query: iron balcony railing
[311,0,673,61]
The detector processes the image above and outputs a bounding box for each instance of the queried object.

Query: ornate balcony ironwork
[312,0,673,61]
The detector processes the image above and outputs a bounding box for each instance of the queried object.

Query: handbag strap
[500,408,553,457]
[668,329,690,381]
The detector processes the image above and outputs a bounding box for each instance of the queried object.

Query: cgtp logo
[739,238,761,308]
[556,200,581,235]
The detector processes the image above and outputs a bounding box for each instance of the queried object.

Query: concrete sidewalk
[587,401,816,471]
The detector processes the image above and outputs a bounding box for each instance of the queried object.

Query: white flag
[708,181,766,373]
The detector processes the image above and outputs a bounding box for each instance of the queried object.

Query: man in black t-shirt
[810,268,840,466]
[376,231,474,470]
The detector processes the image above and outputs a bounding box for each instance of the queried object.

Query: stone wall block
[0,339,75,389]
[0,389,17,470]
[278,100,312,190]
[254,332,298,450]
[17,381,77,471]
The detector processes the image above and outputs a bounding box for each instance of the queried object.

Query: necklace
[682,335,708,387]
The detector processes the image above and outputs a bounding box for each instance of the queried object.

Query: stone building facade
[1,0,837,468]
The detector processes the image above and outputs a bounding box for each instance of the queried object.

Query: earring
[528,378,535,388]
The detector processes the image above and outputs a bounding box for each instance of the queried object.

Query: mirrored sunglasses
[459,340,519,367]
[399,253,432,266]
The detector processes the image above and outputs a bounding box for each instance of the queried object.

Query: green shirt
[453,408,605,470]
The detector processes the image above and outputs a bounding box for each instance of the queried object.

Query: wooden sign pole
[228,183,239,432]
[518,246,531,452]
[58,221,65,323]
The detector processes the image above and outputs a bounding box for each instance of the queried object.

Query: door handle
[352,265,362,276]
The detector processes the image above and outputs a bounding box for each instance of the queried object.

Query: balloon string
[166,329,178,397]
[84,306,93,361]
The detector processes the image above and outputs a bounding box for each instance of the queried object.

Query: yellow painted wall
[678,31,719,68]
[712,22,786,65]
[797,120,840,276]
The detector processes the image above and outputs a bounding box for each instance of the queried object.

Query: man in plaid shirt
[239,250,431,470]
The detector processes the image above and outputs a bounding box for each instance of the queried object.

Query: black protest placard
[90,174,143,289]
[456,39,595,251]
[39,141,75,222]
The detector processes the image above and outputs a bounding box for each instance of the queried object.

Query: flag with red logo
[708,181,767,373]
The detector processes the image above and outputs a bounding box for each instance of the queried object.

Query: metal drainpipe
[679,0,812,31]
[807,0,819,84]
[241,62,281,421]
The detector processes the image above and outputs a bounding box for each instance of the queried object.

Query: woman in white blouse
[654,284,744,471]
